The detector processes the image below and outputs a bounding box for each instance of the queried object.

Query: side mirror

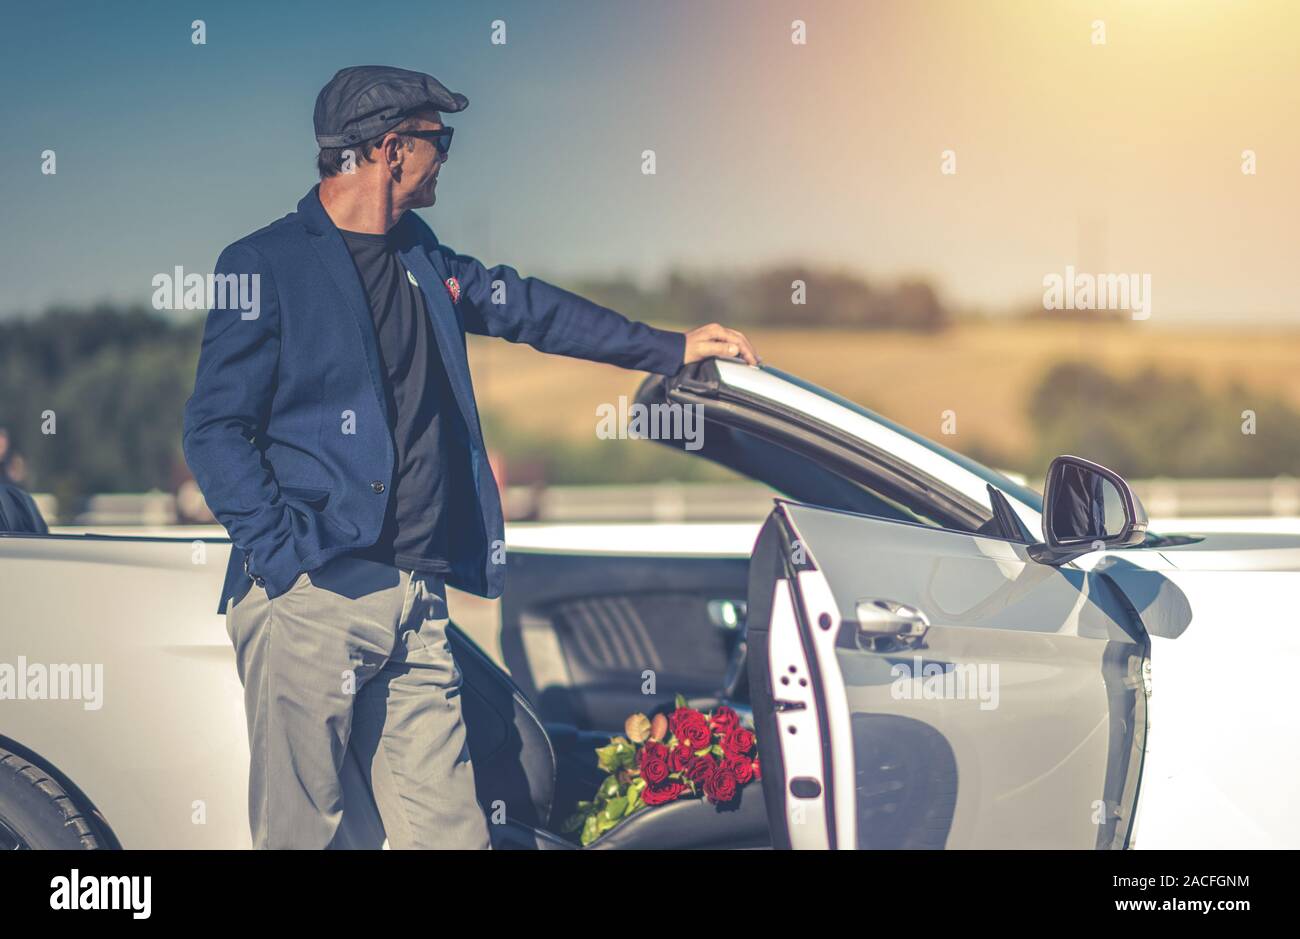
[1029,455,1147,565]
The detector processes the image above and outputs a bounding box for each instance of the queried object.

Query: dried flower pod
[650,713,668,742]
[624,712,651,744]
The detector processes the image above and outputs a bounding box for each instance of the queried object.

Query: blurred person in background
[0,428,48,534]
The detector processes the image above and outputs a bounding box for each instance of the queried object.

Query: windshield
[764,365,1045,514]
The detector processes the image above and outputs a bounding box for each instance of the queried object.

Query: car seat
[448,623,771,850]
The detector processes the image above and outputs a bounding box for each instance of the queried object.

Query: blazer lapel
[298,187,391,426]
[398,232,483,444]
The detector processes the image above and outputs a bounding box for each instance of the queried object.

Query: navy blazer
[183,186,685,613]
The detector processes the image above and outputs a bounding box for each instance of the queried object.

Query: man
[182,65,757,850]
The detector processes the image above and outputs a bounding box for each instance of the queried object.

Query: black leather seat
[448,623,771,850]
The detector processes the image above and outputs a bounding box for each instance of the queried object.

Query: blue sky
[0,0,736,315]
[2,0,1297,321]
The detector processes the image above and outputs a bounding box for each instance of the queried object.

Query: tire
[0,747,104,849]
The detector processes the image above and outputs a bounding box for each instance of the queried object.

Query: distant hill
[468,320,1300,480]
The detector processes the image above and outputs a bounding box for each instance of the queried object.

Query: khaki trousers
[226,554,490,849]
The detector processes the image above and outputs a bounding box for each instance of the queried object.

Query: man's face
[391,109,446,209]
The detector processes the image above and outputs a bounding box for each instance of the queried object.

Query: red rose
[640,756,669,785]
[703,767,738,805]
[685,754,718,786]
[723,726,756,758]
[668,743,694,773]
[709,705,740,736]
[671,708,712,751]
[668,706,699,734]
[728,756,754,785]
[752,758,762,781]
[642,781,685,806]
[638,741,669,767]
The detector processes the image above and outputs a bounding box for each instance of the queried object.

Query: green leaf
[580,814,600,846]
[675,693,688,710]
[598,774,621,800]
[595,737,637,773]
[602,796,628,821]
[594,743,620,773]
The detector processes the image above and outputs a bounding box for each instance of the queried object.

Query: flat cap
[314,65,468,148]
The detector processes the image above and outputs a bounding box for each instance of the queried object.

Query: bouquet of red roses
[562,694,761,846]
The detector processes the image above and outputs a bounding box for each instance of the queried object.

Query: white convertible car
[2,359,1298,849]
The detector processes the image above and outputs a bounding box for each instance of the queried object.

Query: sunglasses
[399,126,454,158]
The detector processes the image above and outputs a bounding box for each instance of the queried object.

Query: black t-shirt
[339,225,453,574]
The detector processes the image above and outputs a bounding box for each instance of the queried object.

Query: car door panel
[500,550,749,731]
[749,502,1149,849]
[759,574,832,849]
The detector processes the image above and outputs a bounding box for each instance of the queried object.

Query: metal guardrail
[516,478,1300,521]
[506,482,775,522]
[1129,477,1300,519]
[72,491,177,526]
[29,476,1300,525]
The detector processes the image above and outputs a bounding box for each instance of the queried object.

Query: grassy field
[468,321,1300,472]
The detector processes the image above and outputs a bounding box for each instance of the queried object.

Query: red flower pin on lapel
[444,276,461,304]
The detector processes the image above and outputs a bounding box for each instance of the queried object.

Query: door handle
[854,598,930,651]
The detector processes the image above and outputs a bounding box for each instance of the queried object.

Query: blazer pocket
[279,485,331,511]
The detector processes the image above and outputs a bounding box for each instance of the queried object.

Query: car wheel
[0,747,104,849]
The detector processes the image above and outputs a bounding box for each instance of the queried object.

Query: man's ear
[381,133,405,175]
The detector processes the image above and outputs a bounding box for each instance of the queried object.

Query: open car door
[747,501,1149,849]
